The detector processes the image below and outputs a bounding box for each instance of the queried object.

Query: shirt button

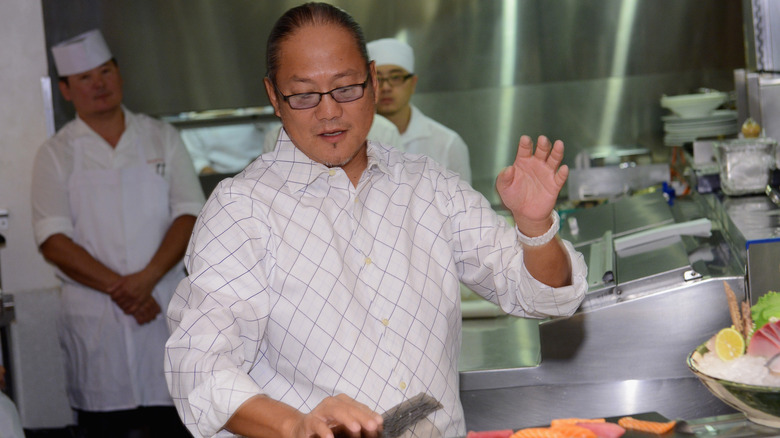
[365,257,372,265]
[381,318,389,326]
[328,169,337,176]
[354,197,359,203]
[399,381,407,390]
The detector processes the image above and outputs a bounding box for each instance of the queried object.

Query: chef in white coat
[31,29,204,437]
[182,123,271,175]
[367,38,472,183]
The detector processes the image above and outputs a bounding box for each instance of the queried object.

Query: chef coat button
[399,381,407,390]
[382,318,389,326]
[365,257,372,265]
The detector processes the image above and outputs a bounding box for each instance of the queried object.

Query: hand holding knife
[332,392,443,438]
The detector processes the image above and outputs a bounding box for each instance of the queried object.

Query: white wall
[0,0,73,429]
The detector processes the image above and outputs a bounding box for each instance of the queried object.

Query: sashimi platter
[687,282,780,427]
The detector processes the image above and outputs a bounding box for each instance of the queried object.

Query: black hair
[265,2,369,83]
[58,58,119,84]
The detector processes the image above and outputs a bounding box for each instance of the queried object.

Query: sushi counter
[457,190,767,432]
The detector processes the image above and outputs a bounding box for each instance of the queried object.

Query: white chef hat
[51,29,113,77]
[367,38,415,73]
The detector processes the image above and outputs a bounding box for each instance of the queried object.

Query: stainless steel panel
[459,316,540,372]
[734,69,749,126]
[41,0,745,206]
[744,0,780,72]
[612,192,675,236]
[747,71,764,127]
[459,193,748,429]
[758,73,780,142]
[722,195,780,242]
[558,191,675,248]
[459,276,745,429]
[616,238,690,285]
[746,239,780,305]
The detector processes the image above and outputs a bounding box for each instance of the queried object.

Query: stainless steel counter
[458,190,747,431]
[459,316,540,372]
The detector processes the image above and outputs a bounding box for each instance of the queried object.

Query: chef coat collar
[272,128,390,193]
[401,104,432,142]
[70,105,133,145]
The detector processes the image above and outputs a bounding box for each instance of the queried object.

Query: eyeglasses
[274,74,370,110]
[377,73,414,87]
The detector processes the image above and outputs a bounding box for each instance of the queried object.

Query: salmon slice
[550,425,598,438]
[467,430,514,438]
[617,417,676,434]
[511,428,565,438]
[575,422,626,438]
[511,425,598,438]
[550,418,606,428]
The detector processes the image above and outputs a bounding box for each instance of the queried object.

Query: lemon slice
[715,327,745,361]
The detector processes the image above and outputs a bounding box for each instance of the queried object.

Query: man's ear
[58,79,72,102]
[369,61,378,104]
[263,77,282,118]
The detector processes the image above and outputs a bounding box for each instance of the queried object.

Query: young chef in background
[182,122,271,175]
[164,3,587,437]
[31,29,204,437]
[367,37,473,184]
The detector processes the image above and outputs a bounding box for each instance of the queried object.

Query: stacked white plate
[663,109,739,146]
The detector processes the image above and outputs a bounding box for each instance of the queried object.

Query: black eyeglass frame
[272,73,372,110]
[376,73,414,87]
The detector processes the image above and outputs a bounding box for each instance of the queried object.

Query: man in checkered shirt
[164,3,588,438]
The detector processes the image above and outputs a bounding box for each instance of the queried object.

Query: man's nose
[315,93,343,120]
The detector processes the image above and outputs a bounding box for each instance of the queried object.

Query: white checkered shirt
[165,130,587,437]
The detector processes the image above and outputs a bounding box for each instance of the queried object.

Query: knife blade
[380,392,443,438]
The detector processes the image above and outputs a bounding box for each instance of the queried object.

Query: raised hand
[496,135,568,234]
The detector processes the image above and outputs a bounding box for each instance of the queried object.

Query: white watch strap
[516,210,560,247]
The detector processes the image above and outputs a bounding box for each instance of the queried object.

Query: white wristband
[516,210,560,247]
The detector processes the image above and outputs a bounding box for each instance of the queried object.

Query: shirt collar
[71,105,132,143]
[271,128,391,192]
[401,104,430,141]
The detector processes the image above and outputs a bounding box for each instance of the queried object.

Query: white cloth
[32,107,205,246]
[367,38,415,73]
[165,129,587,438]
[262,114,401,154]
[0,392,24,438]
[31,107,205,411]
[400,104,472,184]
[181,123,269,174]
[51,29,112,76]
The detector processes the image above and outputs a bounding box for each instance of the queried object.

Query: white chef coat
[31,107,205,411]
[165,129,587,437]
[400,104,472,183]
[0,392,24,438]
[181,123,269,174]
